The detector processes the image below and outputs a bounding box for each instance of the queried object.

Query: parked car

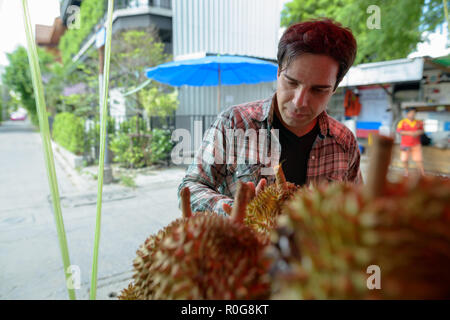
[10,110,27,121]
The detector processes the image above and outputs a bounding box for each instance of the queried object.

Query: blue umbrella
[145,55,278,111]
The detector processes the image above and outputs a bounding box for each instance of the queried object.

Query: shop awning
[339,58,424,88]
[432,55,450,67]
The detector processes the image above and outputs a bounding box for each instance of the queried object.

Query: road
[0,120,185,299]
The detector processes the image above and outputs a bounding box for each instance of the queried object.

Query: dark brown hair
[277,18,357,90]
[406,107,417,113]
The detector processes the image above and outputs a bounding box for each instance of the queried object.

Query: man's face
[276,54,339,133]
[407,110,416,120]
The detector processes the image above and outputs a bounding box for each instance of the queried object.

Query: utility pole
[96,25,113,184]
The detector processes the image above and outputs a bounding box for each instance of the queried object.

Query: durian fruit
[119,182,272,300]
[269,135,450,299]
[244,164,298,236]
[118,283,141,300]
[119,216,186,300]
[119,187,202,300]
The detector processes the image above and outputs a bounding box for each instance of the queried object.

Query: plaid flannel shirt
[178,93,363,216]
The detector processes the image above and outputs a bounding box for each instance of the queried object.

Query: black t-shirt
[272,113,320,186]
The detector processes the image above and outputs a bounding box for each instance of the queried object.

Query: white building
[172,0,285,136]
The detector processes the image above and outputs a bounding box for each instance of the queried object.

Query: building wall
[357,87,391,124]
[173,0,280,59]
[329,87,392,139]
[172,0,282,118]
[327,89,346,121]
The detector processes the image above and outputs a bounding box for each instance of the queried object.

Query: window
[424,119,438,133]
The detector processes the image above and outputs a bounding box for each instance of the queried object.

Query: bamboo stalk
[20,0,76,300]
[90,0,114,300]
[365,134,394,199]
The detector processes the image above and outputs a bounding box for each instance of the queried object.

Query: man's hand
[222,179,267,215]
[399,130,423,137]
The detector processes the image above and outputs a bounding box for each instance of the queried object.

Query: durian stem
[365,134,394,199]
[231,181,250,224]
[275,164,287,187]
[180,187,192,218]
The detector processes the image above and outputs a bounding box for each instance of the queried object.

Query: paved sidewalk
[0,120,188,300]
[46,150,189,300]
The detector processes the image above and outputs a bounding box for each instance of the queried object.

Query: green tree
[139,87,179,118]
[44,61,65,116]
[56,48,101,119]
[0,90,3,123]
[2,46,54,126]
[0,84,7,123]
[59,0,106,66]
[109,27,175,132]
[281,0,448,64]
[110,27,169,88]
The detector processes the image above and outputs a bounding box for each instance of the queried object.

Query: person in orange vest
[396,107,425,176]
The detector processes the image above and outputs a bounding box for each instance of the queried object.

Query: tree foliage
[59,0,106,66]
[0,91,3,123]
[2,46,54,125]
[139,87,179,118]
[44,61,66,116]
[110,27,170,89]
[60,52,99,118]
[109,27,177,122]
[281,0,447,64]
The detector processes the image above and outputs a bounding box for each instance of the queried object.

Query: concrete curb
[51,141,84,168]
[51,140,92,191]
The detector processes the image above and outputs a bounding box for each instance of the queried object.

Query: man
[396,107,425,176]
[178,19,362,216]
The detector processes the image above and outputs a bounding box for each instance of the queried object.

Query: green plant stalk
[20,0,76,300]
[444,0,450,35]
[90,0,114,300]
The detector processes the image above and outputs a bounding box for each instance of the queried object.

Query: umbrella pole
[217,65,221,113]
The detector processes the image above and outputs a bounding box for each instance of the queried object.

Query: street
[0,120,185,299]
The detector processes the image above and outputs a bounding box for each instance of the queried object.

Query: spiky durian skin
[118,283,141,300]
[128,217,185,300]
[269,176,450,300]
[245,182,298,236]
[127,212,271,300]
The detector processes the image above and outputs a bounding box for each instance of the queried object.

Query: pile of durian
[119,165,295,300]
[120,136,450,300]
